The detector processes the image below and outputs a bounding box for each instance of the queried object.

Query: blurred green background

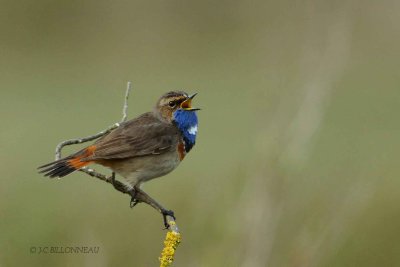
[1,0,400,266]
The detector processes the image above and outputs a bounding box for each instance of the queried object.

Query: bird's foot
[129,187,140,208]
[161,209,176,229]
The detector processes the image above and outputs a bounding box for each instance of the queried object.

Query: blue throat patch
[173,109,198,152]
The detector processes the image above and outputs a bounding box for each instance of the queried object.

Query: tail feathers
[38,146,95,178]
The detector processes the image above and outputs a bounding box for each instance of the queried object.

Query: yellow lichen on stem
[159,220,181,267]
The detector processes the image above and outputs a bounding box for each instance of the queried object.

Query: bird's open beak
[181,93,200,111]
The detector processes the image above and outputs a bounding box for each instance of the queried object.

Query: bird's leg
[108,175,175,228]
[108,173,140,208]
[109,172,128,193]
[132,187,176,229]
[129,187,140,208]
[109,172,116,186]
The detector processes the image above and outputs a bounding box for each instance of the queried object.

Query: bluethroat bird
[38,91,199,227]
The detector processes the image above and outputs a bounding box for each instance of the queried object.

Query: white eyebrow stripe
[188,125,198,135]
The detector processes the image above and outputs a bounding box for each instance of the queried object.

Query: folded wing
[84,112,180,161]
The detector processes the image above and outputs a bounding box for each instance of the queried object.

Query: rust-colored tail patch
[38,145,96,178]
[67,145,95,169]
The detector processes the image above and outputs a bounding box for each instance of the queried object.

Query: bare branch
[54,124,119,160]
[121,81,132,123]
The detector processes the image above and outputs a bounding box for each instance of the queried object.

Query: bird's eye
[168,101,176,107]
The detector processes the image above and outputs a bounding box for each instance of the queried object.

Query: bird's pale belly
[107,150,181,187]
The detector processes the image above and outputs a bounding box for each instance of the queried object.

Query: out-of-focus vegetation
[1,0,400,266]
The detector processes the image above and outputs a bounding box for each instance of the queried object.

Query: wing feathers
[83,112,179,160]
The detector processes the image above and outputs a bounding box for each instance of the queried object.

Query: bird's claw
[162,209,176,229]
[129,188,140,208]
[125,186,175,229]
[130,198,139,208]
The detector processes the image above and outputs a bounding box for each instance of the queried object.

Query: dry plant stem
[53,81,178,229]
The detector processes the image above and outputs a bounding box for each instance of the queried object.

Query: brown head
[154,91,199,122]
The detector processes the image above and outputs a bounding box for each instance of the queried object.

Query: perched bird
[38,91,199,227]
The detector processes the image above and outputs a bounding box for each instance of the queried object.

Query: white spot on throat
[188,124,198,135]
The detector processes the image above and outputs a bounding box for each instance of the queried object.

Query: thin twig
[121,81,132,123]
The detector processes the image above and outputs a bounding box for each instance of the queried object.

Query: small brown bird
[38,91,199,226]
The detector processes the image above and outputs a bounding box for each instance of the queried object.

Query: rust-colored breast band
[177,142,186,161]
